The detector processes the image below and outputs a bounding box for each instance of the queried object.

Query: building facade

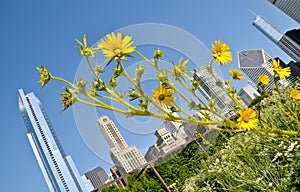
[279,29,300,61]
[253,15,283,44]
[253,15,300,61]
[144,128,184,162]
[268,0,300,24]
[18,89,88,192]
[237,85,261,106]
[193,65,235,117]
[98,116,147,176]
[238,49,290,92]
[84,167,110,190]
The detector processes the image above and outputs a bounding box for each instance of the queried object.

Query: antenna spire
[248,9,258,17]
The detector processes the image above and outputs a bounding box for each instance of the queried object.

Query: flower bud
[129,89,141,101]
[109,78,117,88]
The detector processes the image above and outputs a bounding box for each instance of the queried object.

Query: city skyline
[2,1,299,191]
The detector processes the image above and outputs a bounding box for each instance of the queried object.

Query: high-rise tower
[253,15,284,44]
[193,65,235,117]
[268,0,300,24]
[98,116,147,176]
[253,15,300,61]
[18,89,88,192]
[84,167,110,189]
[279,29,300,61]
[238,49,290,92]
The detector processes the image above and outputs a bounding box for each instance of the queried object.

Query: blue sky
[1,0,299,191]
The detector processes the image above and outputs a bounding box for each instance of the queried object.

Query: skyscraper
[84,167,110,189]
[253,15,300,61]
[18,89,88,192]
[193,65,235,117]
[238,49,290,92]
[144,127,184,162]
[268,0,300,24]
[98,116,147,176]
[279,29,300,61]
[253,15,283,44]
[237,85,261,106]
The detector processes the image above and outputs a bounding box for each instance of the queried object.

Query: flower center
[158,94,165,101]
[114,48,122,54]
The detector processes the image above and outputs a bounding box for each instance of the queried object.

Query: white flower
[268,182,273,187]
[255,177,263,183]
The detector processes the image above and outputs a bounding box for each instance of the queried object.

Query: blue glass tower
[18,89,88,192]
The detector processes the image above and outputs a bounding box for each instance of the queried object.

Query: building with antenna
[253,15,300,61]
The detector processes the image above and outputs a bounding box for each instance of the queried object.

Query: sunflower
[98,32,136,62]
[152,84,175,107]
[271,59,291,79]
[229,68,244,80]
[258,74,270,85]
[36,65,51,88]
[211,40,232,65]
[75,34,98,58]
[236,108,258,131]
[290,89,300,100]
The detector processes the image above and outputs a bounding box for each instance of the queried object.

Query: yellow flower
[211,40,232,65]
[152,84,175,107]
[174,57,189,76]
[258,74,270,85]
[36,65,51,88]
[237,108,258,131]
[229,68,244,80]
[271,59,291,79]
[98,32,136,62]
[290,89,300,100]
[75,34,97,57]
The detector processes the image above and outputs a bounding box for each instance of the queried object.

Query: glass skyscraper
[18,89,88,192]
[253,15,300,62]
[268,0,300,24]
[193,65,235,117]
[253,15,283,44]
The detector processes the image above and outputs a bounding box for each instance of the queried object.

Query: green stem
[85,57,98,78]
[51,76,77,89]
[119,62,170,115]
[274,78,298,121]
[134,50,156,68]
[208,60,245,110]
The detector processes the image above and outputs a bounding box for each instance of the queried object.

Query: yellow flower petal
[98,32,136,62]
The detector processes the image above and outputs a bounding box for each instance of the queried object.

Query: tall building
[237,85,261,106]
[278,29,300,61]
[144,127,184,162]
[193,65,235,117]
[84,167,110,190]
[253,15,283,44]
[238,49,290,92]
[253,15,300,61]
[268,0,300,24]
[18,89,88,192]
[98,116,147,176]
[182,113,208,139]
